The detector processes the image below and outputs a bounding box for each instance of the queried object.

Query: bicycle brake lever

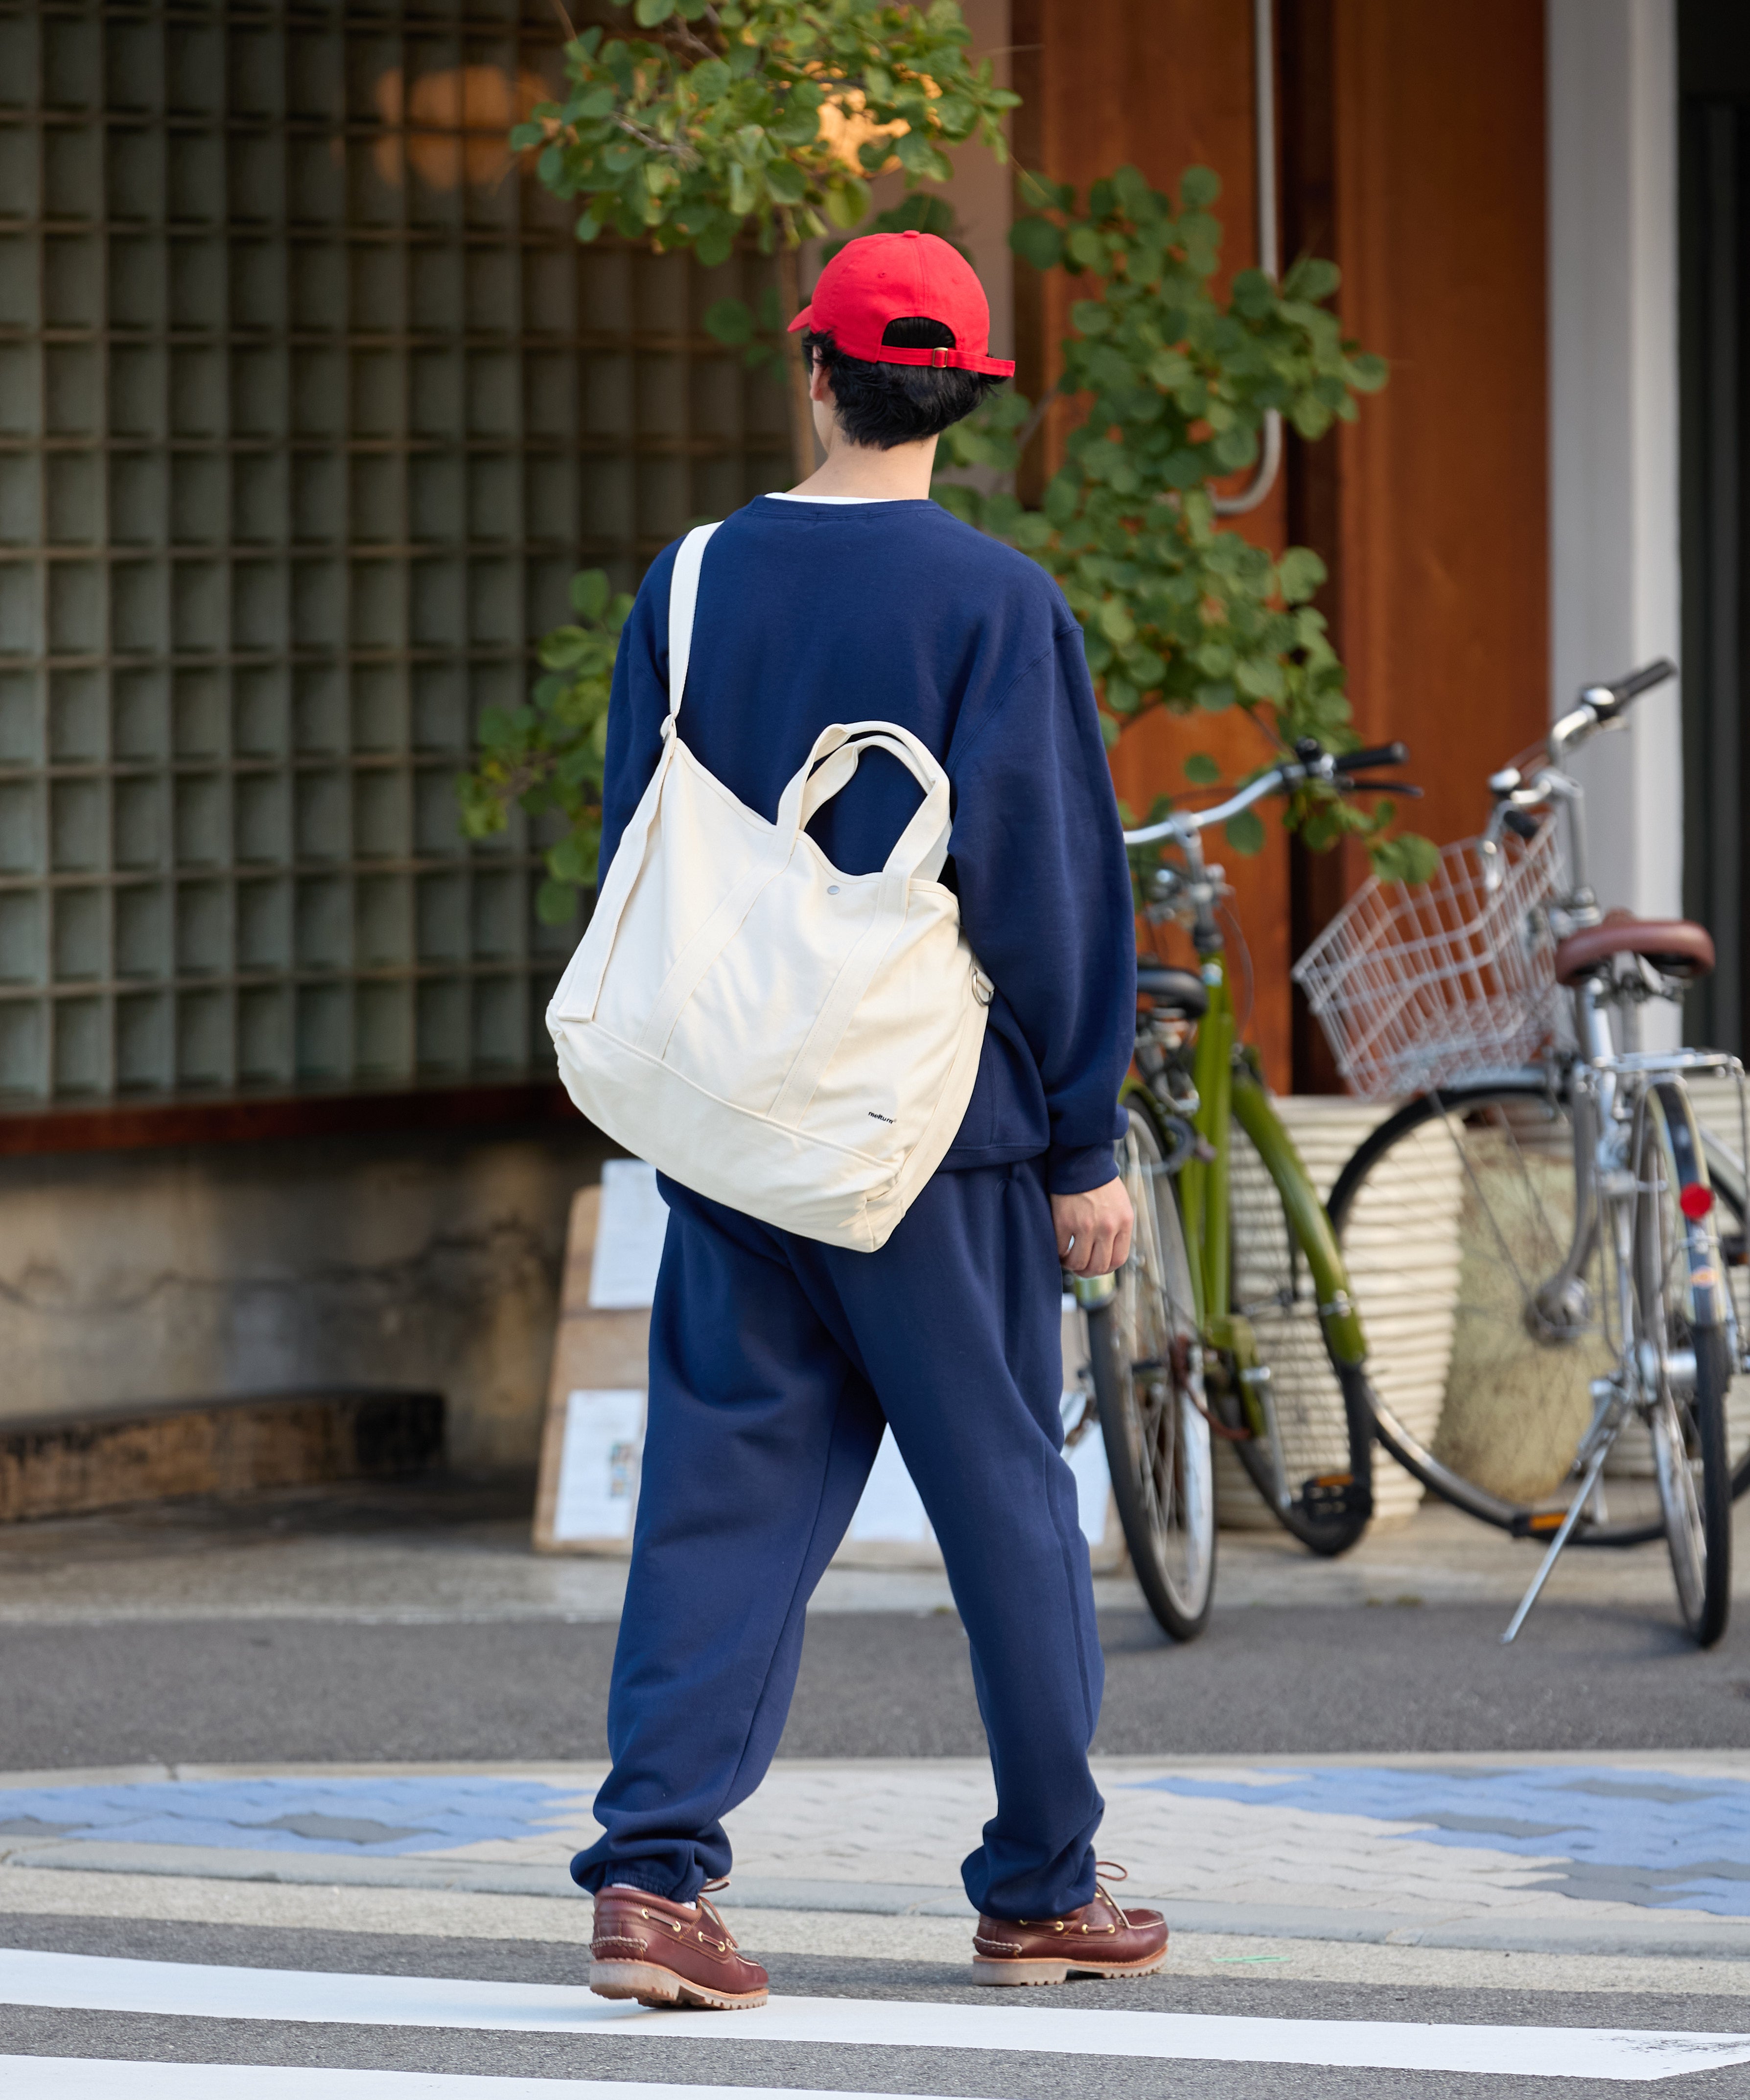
[1335,777,1424,796]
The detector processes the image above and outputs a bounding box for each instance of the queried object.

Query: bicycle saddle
[1552,910,1715,986]
[1136,963,1209,1016]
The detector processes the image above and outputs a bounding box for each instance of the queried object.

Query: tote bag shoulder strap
[664,520,721,734]
[556,518,719,1024]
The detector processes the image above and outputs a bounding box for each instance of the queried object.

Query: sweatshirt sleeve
[949,623,1134,1194]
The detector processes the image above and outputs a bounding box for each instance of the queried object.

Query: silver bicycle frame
[1480,700,1748,1637]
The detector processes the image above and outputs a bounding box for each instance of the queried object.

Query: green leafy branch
[935,163,1433,880]
[521,0,1016,476]
[518,0,1017,262]
[455,570,633,925]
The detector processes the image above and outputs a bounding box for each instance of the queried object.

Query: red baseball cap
[787,230,1015,377]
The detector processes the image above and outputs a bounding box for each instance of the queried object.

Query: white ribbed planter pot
[1211,1078,1750,1541]
[1213,1095,1464,1534]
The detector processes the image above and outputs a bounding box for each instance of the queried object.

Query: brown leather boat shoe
[972,1863,1168,1985]
[589,1879,769,2008]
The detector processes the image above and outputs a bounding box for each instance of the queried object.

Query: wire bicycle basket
[1291,820,1564,1100]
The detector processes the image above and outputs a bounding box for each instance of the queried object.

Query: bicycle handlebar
[1547,657,1677,766]
[1121,740,1411,848]
[1336,741,1410,774]
[1585,657,1677,721]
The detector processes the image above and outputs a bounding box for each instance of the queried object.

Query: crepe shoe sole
[972,1948,1168,1986]
[589,1959,769,2009]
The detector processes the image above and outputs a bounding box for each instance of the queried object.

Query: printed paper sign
[845,1416,1108,1548]
[551,1388,646,1541]
[587,1160,671,1310]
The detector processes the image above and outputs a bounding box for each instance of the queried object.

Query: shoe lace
[697,1876,738,1949]
[1093,1859,1133,1928]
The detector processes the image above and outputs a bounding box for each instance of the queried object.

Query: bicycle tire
[1088,1100,1217,1641]
[1639,1082,1733,1646]
[1215,1110,1376,1558]
[1327,1080,1740,1550]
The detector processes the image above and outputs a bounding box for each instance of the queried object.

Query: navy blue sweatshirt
[596,495,1133,1195]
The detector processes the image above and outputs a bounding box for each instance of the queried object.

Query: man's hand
[1051,1176,1134,1278]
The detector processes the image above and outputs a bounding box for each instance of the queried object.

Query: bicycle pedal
[1511,1510,1567,1540]
[1298,1472,1368,1520]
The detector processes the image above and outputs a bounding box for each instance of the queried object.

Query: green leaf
[1007,216,1064,281]
[1147,348,1192,389]
[1370,832,1440,884]
[825,174,870,230]
[1017,169,1075,212]
[1184,752,1221,785]
[632,0,674,24]
[1211,423,1256,471]
[1283,255,1341,303]
[570,569,611,621]
[1224,808,1265,856]
[703,297,755,346]
[766,157,809,204]
[1178,164,1221,209]
[1066,226,1106,270]
[1229,268,1275,319]
[1275,547,1326,604]
[894,129,940,177]
[1111,163,1154,221]
[538,628,591,671]
[1097,599,1136,647]
[536,876,581,925]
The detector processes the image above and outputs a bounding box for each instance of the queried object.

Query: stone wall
[0,1122,610,1470]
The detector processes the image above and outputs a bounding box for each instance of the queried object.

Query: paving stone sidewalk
[4,1754,1749,1960]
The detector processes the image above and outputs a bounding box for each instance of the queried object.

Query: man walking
[572,231,1165,2003]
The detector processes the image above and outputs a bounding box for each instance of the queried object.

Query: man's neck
[787,432,938,502]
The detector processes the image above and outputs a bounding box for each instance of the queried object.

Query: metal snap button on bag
[546,522,994,1252]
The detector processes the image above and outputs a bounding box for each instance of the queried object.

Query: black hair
[803,315,1006,451]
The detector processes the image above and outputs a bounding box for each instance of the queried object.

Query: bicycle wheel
[1216,1112,1376,1557]
[1327,1081,1729,1547]
[1637,1082,1733,1645]
[1089,1102,1216,1641]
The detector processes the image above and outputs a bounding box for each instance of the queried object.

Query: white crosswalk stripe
[3,1951,1750,2081]
[0,2069,944,2100]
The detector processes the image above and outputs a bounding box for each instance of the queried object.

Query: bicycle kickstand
[1501,1402,1623,1644]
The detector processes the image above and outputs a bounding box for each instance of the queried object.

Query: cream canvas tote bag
[546,521,993,1253]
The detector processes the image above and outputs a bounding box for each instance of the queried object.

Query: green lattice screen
[0,0,788,1101]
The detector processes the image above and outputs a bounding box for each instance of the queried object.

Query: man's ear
[807,353,834,406]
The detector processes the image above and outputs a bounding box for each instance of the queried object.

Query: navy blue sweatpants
[568,1156,1107,1921]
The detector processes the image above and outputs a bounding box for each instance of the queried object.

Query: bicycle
[1065,741,1408,1641]
[1299,661,1747,1646]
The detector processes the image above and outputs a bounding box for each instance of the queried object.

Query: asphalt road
[4,1599,1749,1771]
[5,1913,1750,2100]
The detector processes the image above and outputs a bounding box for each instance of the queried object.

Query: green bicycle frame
[1149,949,1368,1377]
